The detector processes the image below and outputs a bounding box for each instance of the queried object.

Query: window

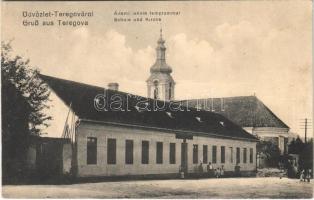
[156,142,163,164]
[243,148,247,163]
[229,147,233,163]
[193,144,198,164]
[203,145,208,164]
[250,148,253,163]
[169,143,176,164]
[125,140,133,164]
[212,145,217,163]
[87,137,97,165]
[236,147,240,164]
[107,138,116,164]
[169,83,172,99]
[221,146,225,163]
[142,141,149,164]
[153,80,159,99]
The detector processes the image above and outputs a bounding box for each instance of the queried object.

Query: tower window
[153,80,159,99]
[169,82,172,99]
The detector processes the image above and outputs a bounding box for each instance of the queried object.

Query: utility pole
[300,118,312,143]
[304,118,307,143]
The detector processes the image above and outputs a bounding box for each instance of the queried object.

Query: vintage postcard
[1,0,313,198]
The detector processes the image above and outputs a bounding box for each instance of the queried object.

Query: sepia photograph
[1,0,313,198]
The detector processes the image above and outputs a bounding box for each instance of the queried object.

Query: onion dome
[150,29,173,74]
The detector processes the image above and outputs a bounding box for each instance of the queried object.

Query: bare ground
[2,177,313,198]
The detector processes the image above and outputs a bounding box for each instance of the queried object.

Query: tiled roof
[40,74,258,141]
[179,96,289,129]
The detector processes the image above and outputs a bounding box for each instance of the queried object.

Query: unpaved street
[2,177,313,198]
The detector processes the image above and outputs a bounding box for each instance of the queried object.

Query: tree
[257,140,281,167]
[288,137,313,171]
[288,136,304,154]
[2,41,51,182]
[300,139,313,170]
[2,42,51,136]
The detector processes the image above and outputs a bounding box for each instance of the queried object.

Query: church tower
[147,29,175,101]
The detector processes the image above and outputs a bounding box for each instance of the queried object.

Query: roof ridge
[40,74,258,141]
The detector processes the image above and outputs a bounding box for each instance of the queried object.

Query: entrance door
[181,142,188,173]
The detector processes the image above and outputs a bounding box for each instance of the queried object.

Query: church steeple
[156,29,166,61]
[147,29,175,101]
[150,28,172,74]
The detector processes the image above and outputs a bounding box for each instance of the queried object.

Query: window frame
[87,137,97,165]
[250,148,254,163]
[125,140,134,164]
[229,147,233,163]
[169,143,176,164]
[156,142,163,164]
[243,148,247,163]
[236,147,240,164]
[212,145,217,164]
[221,146,225,163]
[203,145,208,164]
[193,144,198,164]
[141,140,149,164]
[107,138,116,164]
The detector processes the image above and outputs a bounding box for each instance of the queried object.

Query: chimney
[108,82,119,91]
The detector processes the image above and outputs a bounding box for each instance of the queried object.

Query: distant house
[179,96,290,154]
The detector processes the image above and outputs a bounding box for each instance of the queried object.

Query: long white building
[39,30,258,178]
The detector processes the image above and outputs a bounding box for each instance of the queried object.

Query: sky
[2,1,313,138]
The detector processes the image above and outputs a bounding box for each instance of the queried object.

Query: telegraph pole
[300,118,312,143]
[304,118,307,143]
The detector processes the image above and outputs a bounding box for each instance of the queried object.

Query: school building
[37,30,259,178]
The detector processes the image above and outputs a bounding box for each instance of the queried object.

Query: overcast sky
[2,1,312,138]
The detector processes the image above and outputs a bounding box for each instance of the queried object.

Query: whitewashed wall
[76,121,257,177]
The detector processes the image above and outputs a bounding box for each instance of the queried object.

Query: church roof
[150,60,172,73]
[179,96,289,129]
[40,74,258,142]
[150,29,173,74]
